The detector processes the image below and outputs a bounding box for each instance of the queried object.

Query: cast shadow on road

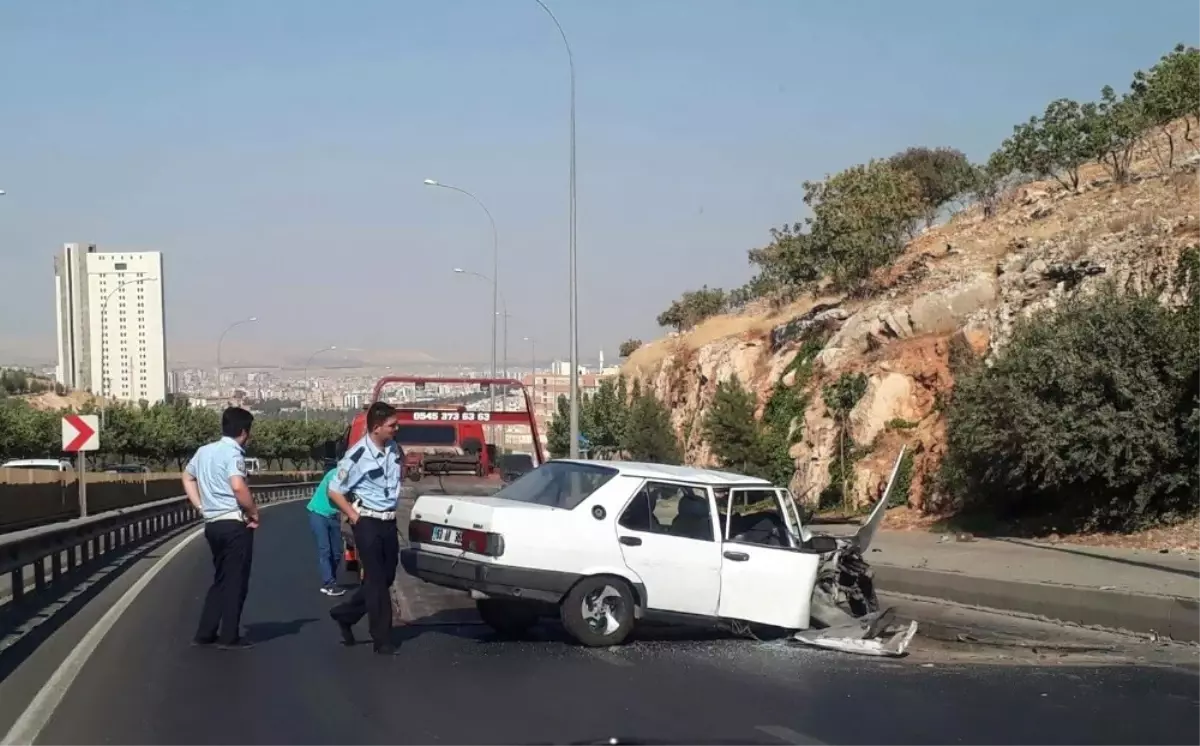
[244,618,320,643]
[388,609,748,648]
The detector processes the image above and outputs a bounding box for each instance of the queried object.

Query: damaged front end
[794,446,919,657]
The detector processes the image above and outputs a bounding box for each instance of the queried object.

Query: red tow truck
[335,375,545,576]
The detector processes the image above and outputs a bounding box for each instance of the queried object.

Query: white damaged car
[400,450,915,655]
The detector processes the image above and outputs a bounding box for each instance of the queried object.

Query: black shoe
[337,621,356,646]
[373,643,400,656]
[216,639,255,650]
[191,637,217,647]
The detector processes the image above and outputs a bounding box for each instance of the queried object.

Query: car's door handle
[723,550,749,561]
[619,536,642,546]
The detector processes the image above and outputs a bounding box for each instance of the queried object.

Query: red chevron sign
[62,414,100,452]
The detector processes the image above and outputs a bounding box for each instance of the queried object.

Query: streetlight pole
[303,345,337,423]
[216,316,257,401]
[426,180,499,414]
[98,277,158,426]
[451,265,507,400]
[532,0,579,458]
[499,309,510,379]
[523,336,536,404]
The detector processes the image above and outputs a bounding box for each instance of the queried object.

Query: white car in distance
[401,459,834,647]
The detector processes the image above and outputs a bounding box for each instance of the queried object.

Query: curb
[873,565,1200,643]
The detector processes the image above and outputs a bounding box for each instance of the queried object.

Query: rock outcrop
[622,127,1199,513]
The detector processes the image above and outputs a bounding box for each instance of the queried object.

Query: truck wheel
[560,576,635,647]
[476,598,539,637]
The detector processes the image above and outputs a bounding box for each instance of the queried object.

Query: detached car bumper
[400,548,580,605]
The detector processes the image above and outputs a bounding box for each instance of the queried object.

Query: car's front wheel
[476,598,539,637]
[560,576,636,647]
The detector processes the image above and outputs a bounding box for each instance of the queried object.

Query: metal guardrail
[0,482,317,613]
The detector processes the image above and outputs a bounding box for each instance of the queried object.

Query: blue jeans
[308,511,341,586]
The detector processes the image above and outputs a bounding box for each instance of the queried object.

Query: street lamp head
[453,267,465,274]
[423,179,440,186]
[248,316,258,322]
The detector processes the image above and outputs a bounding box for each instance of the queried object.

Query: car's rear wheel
[560,576,636,647]
[476,598,539,637]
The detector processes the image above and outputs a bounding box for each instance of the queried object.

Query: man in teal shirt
[307,460,346,596]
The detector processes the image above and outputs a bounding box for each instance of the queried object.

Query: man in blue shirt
[182,406,259,650]
[307,460,346,596]
[327,401,403,655]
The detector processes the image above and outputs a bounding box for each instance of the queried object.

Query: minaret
[599,350,605,371]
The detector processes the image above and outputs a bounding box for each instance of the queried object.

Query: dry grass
[622,293,842,379]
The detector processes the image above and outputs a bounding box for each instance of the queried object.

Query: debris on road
[797,446,921,657]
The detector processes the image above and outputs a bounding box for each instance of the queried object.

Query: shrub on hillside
[940,272,1199,531]
[656,286,727,332]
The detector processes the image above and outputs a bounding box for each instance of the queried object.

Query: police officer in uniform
[183,406,260,650]
[326,401,403,655]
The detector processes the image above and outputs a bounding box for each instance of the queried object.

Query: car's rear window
[394,425,457,446]
[492,461,618,509]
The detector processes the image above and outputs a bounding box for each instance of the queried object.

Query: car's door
[614,480,723,618]
[717,488,821,630]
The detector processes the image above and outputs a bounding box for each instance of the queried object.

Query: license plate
[431,526,463,546]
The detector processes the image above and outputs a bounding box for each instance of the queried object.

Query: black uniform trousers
[330,516,398,645]
[195,519,255,645]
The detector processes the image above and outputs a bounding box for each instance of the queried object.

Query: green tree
[621,384,681,464]
[586,376,628,458]
[803,159,925,289]
[888,146,975,226]
[968,150,1015,219]
[940,270,1199,531]
[703,375,764,474]
[820,372,869,509]
[656,286,728,332]
[546,394,572,458]
[1090,85,1146,184]
[1000,98,1096,192]
[746,223,825,297]
[618,339,643,358]
[1131,43,1200,165]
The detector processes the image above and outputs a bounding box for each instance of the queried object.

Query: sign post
[62,414,100,517]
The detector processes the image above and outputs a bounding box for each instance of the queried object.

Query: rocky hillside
[622,126,1199,512]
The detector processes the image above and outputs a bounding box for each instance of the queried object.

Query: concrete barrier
[0,473,321,533]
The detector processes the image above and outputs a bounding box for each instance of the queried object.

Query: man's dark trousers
[330,516,398,645]
[195,520,254,645]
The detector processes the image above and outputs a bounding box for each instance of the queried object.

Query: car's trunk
[410,495,555,536]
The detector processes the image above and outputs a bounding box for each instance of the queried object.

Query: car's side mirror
[807,534,839,553]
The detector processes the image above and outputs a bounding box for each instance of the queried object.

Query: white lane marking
[585,647,634,667]
[755,724,827,745]
[2,525,206,745]
[3,497,304,746]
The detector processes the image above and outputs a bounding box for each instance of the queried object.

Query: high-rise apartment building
[54,243,168,404]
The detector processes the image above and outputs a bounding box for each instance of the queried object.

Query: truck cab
[343,404,500,480]
[330,375,546,578]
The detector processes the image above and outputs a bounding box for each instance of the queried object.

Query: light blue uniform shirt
[329,436,402,512]
[185,436,249,521]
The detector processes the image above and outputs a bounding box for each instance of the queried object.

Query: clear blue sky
[1,0,1196,366]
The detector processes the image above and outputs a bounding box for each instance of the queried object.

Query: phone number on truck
[411,411,492,422]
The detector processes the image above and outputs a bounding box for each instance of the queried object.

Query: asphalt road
[31,501,1200,745]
